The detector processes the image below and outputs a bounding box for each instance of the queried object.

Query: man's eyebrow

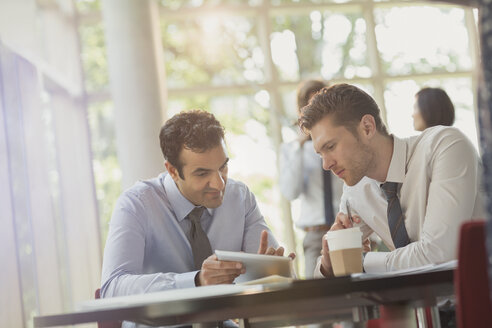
[317,140,334,153]
[192,158,229,174]
[192,167,211,174]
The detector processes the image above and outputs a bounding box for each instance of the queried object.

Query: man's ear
[359,114,377,139]
[164,161,180,182]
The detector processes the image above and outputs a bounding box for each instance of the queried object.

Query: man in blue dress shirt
[101,110,288,300]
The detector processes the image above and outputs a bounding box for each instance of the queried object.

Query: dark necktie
[322,168,335,226]
[380,182,410,248]
[187,206,213,270]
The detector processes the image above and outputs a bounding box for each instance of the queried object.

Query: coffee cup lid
[324,227,363,251]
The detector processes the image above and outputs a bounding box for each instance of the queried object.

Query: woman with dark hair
[412,87,455,131]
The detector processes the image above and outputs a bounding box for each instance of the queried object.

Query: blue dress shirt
[100,172,277,297]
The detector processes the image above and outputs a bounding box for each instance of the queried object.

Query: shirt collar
[385,135,406,184]
[163,173,214,222]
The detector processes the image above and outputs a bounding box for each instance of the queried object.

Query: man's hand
[258,230,296,259]
[320,212,363,277]
[196,254,245,286]
[363,238,371,252]
[331,211,362,230]
[320,233,334,277]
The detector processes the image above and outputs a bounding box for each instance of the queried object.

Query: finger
[203,267,245,278]
[363,238,371,252]
[267,247,278,255]
[213,274,241,285]
[201,254,219,270]
[334,212,352,229]
[322,234,330,254]
[274,246,285,257]
[206,254,218,261]
[352,214,362,224]
[287,252,296,260]
[257,230,268,254]
[320,235,333,277]
[204,259,243,271]
[201,271,242,286]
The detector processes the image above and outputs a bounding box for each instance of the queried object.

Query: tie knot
[381,182,398,199]
[188,206,205,223]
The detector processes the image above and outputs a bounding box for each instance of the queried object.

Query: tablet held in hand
[215,250,294,283]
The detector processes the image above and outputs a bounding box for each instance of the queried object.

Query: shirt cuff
[175,270,200,289]
[363,252,389,273]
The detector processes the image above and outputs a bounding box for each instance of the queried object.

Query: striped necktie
[380,182,410,248]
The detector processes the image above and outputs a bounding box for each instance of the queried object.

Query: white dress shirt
[279,140,344,228]
[316,126,485,274]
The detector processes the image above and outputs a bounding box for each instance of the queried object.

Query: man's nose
[322,155,334,171]
[210,171,225,190]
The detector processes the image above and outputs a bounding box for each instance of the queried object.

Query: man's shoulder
[405,126,477,169]
[411,126,473,152]
[225,178,249,194]
[421,125,465,139]
[120,174,166,203]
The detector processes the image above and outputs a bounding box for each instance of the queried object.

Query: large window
[77,0,479,277]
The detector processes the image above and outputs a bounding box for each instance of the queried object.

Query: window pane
[162,15,264,88]
[87,101,122,245]
[384,78,478,149]
[79,22,109,92]
[271,9,370,82]
[375,6,472,76]
[271,0,352,5]
[76,0,101,14]
[160,0,262,10]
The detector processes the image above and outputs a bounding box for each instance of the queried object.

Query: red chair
[95,288,122,328]
[455,220,492,328]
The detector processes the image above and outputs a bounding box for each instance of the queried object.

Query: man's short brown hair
[299,83,388,136]
[159,110,225,179]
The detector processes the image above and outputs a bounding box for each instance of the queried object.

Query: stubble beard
[345,143,375,186]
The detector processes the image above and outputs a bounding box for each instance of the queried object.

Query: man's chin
[344,176,363,187]
[202,196,224,209]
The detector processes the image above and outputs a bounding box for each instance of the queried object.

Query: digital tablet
[215,250,293,283]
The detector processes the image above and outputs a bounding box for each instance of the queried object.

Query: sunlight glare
[271,30,299,80]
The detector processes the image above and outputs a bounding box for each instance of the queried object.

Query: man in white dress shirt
[279,80,344,278]
[298,83,485,276]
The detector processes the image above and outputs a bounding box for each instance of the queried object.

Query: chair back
[455,220,492,328]
[95,288,123,328]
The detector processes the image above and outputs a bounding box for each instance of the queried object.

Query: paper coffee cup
[325,227,363,276]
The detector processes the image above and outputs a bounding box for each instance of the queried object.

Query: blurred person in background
[412,87,455,131]
[279,80,344,278]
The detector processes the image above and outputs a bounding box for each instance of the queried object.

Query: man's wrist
[194,271,201,286]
